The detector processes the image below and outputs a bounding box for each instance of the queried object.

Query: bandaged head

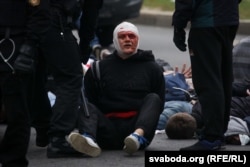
[113,22,139,56]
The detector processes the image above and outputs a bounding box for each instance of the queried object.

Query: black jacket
[192,95,250,129]
[232,83,250,97]
[0,0,50,71]
[49,0,102,64]
[230,96,250,119]
[84,49,165,114]
[0,0,50,42]
[172,0,239,29]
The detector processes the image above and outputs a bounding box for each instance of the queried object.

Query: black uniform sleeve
[172,0,193,29]
[26,0,50,44]
[13,0,50,73]
[79,0,103,64]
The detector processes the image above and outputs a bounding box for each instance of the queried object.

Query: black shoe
[47,137,83,158]
[180,140,222,151]
[36,128,49,147]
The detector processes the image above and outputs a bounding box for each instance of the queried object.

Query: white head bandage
[113,22,139,56]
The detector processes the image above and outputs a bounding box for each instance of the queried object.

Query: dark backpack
[90,60,103,91]
[91,60,100,81]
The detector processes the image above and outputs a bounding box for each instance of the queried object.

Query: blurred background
[97,0,250,47]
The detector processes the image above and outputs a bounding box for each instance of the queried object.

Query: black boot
[35,128,49,147]
[180,139,222,151]
[47,137,83,158]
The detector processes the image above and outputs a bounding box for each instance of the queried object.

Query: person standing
[67,22,165,157]
[0,0,50,166]
[172,0,240,150]
[38,0,102,158]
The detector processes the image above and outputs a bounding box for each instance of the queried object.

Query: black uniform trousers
[79,93,162,149]
[0,35,31,167]
[29,53,52,134]
[39,9,83,138]
[188,26,238,141]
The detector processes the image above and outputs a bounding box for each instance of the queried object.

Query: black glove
[14,41,37,73]
[173,27,187,52]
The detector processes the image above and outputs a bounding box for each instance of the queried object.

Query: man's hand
[181,64,192,78]
[174,64,192,78]
[173,27,187,52]
[14,41,37,73]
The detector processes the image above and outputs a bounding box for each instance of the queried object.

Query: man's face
[117,31,138,55]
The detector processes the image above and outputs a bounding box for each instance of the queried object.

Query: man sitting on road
[66,21,165,157]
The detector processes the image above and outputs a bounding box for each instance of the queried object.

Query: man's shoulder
[138,49,153,55]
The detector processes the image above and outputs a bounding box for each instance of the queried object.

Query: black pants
[79,93,162,149]
[29,53,51,133]
[188,26,238,141]
[39,11,83,138]
[0,34,31,167]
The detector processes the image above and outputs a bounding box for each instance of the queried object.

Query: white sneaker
[67,132,101,157]
[123,134,140,154]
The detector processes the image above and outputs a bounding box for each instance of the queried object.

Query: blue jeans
[157,101,193,130]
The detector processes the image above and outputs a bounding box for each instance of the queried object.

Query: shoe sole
[47,144,83,158]
[68,133,101,157]
[124,137,138,154]
[47,150,83,158]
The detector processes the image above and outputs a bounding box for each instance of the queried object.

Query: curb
[129,9,250,35]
